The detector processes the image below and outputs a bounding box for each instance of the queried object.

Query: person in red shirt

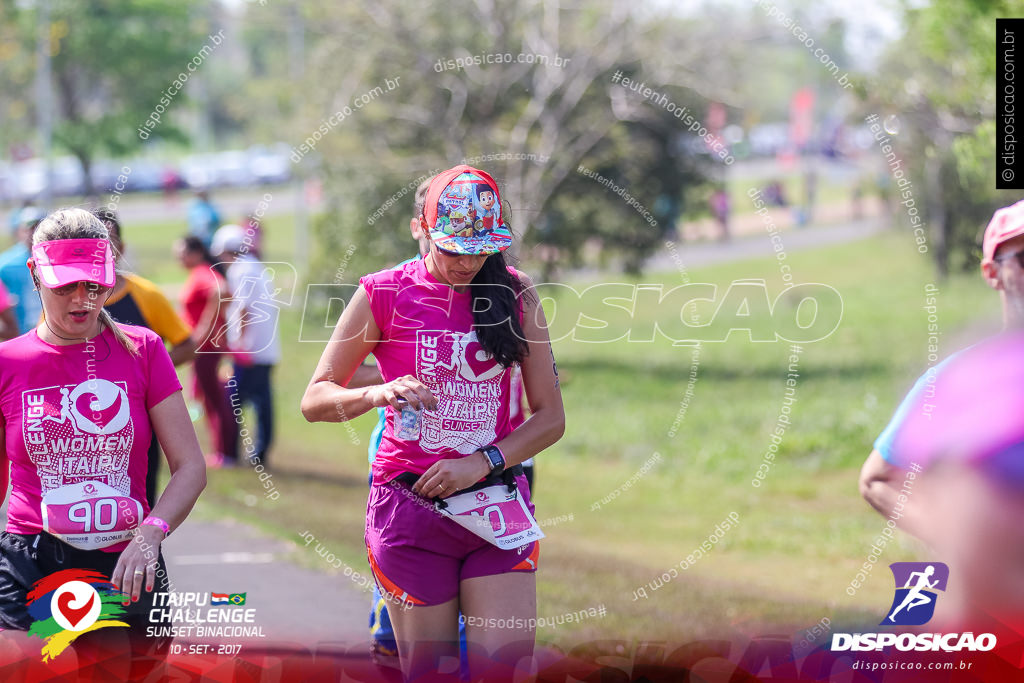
[175,236,238,467]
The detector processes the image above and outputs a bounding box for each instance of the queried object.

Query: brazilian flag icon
[228,593,246,606]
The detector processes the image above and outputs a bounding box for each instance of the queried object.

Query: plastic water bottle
[394,399,421,441]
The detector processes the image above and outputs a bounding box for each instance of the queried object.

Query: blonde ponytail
[99,308,140,356]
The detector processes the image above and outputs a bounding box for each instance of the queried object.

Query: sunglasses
[434,244,497,258]
[49,281,111,296]
[994,250,1024,269]
[435,245,464,258]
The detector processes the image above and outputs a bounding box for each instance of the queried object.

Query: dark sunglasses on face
[50,281,110,296]
[995,250,1024,269]
[436,245,468,258]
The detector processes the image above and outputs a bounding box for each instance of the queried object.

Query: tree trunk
[72,149,95,198]
[925,144,949,281]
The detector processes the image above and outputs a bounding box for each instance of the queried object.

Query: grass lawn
[29,206,994,649]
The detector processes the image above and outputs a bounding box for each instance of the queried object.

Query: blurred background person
[211,224,279,468]
[95,209,196,505]
[6,200,36,234]
[0,207,44,335]
[175,236,238,468]
[710,186,731,242]
[186,189,221,249]
[241,211,264,260]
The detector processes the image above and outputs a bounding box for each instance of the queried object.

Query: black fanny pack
[392,464,523,509]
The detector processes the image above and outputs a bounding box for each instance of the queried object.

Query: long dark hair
[471,252,533,367]
[181,235,227,277]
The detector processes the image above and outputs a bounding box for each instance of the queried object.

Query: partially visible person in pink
[887,331,1024,630]
[175,235,238,467]
[302,165,564,680]
[861,198,1024,536]
[0,209,206,655]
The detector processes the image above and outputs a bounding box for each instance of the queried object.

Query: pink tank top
[360,259,515,483]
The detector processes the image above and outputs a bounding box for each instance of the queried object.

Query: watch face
[485,447,504,469]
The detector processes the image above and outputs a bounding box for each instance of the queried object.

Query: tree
[244,0,746,283]
[0,0,209,194]
[864,0,1019,275]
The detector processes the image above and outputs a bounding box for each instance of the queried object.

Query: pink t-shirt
[0,324,181,551]
[360,259,517,483]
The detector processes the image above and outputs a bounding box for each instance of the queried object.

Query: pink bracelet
[141,516,170,536]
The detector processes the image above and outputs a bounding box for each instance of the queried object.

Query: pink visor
[31,239,115,289]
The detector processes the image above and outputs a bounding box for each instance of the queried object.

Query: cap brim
[429,224,513,255]
[36,261,116,289]
[31,239,116,288]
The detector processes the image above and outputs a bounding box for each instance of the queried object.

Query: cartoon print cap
[423,165,513,255]
[30,239,115,289]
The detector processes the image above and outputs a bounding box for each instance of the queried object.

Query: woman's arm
[112,391,207,602]
[301,286,436,423]
[347,363,384,389]
[414,274,565,497]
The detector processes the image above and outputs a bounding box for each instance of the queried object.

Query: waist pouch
[391,463,523,510]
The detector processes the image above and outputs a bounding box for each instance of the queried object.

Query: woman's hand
[111,525,165,604]
[413,452,491,499]
[367,375,438,411]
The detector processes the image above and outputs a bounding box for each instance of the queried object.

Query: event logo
[883,562,948,626]
[832,561,995,653]
[69,380,130,435]
[27,569,128,661]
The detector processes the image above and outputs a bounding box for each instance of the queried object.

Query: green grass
[48,207,996,647]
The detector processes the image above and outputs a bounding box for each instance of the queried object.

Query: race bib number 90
[41,481,143,550]
[438,484,544,550]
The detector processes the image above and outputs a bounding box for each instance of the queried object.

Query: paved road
[160,515,371,648]
[650,215,888,273]
[0,501,372,651]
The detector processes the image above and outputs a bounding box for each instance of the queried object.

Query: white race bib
[41,481,143,550]
[437,484,544,550]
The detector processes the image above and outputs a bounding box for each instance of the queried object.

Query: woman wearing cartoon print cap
[303,165,564,679]
[0,209,206,655]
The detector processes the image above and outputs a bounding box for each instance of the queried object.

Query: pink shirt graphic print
[361,259,518,482]
[415,328,505,453]
[0,325,181,551]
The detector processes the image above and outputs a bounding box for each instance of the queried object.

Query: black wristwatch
[480,445,506,475]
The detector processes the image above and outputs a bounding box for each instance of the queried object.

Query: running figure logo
[882,562,949,626]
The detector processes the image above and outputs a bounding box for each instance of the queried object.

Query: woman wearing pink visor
[302,166,564,679]
[0,209,206,658]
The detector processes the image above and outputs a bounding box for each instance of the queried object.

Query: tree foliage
[865,0,1019,275]
[0,0,208,191]
[246,0,744,283]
